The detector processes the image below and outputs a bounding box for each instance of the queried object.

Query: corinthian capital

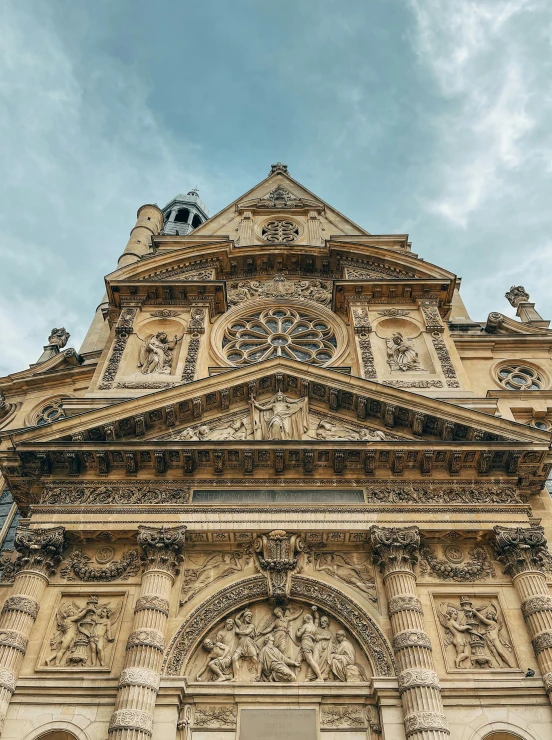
[370,525,420,576]
[493,525,550,577]
[137,525,187,576]
[14,526,67,577]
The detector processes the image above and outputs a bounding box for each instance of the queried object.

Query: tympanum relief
[40,593,125,670]
[434,595,518,671]
[191,602,370,683]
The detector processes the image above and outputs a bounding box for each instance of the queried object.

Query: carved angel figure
[250,392,309,440]
[314,552,377,602]
[472,604,514,668]
[48,327,70,348]
[180,551,247,605]
[315,419,386,442]
[385,332,422,372]
[437,603,475,668]
[138,332,180,374]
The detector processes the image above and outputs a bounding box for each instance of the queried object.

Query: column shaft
[371,526,449,740]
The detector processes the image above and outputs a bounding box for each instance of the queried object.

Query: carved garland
[430,332,460,388]
[59,549,140,582]
[419,545,495,582]
[163,575,395,677]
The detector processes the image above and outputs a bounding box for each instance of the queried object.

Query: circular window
[496,364,543,390]
[260,219,300,243]
[36,399,66,426]
[222,307,337,366]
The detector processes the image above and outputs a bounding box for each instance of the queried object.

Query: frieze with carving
[180,548,254,605]
[365,485,521,505]
[435,595,517,670]
[419,545,495,582]
[60,549,140,582]
[40,482,190,505]
[41,594,124,669]
[194,706,238,728]
[320,706,366,728]
[227,274,332,306]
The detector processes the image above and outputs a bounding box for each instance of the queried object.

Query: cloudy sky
[1,0,551,376]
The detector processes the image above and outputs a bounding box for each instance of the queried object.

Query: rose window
[497,364,543,390]
[261,219,300,243]
[223,308,337,366]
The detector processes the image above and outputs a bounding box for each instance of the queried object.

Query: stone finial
[253,529,305,600]
[505,286,530,308]
[137,525,187,576]
[493,525,551,577]
[14,526,67,577]
[269,162,288,175]
[48,327,70,349]
[370,525,420,576]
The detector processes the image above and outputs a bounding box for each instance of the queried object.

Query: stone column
[370,526,449,740]
[109,525,186,740]
[493,525,552,700]
[0,526,66,735]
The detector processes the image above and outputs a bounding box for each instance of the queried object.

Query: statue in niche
[385,332,422,372]
[138,332,181,374]
[315,419,386,442]
[45,595,122,667]
[250,391,309,440]
[258,633,302,682]
[330,630,366,682]
[180,550,252,605]
[313,552,377,602]
[48,327,70,348]
[437,596,515,669]
[192,601,369,683]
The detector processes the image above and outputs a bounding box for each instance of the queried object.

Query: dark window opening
[174,208,190,223]
[191,214,202,228]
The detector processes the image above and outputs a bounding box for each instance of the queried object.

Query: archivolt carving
[163,574,394,677]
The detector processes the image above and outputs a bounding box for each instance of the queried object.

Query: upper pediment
[2,360,550,499]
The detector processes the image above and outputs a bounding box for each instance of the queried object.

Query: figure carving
[227,275,331,306]
[385,332,422,372]
[250,392,308,440]
[189,599,370,683]
[45,595,122,667]
[180,549,252,605]
[436,596,515,669]
[505,285,530,307]
[313,552,377,601]
[315,419,386,441]
[48,327,70,348]
[138,332,181,374]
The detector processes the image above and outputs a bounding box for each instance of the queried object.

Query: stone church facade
[0,163,551,740]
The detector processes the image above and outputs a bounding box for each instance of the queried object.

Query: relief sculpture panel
[38,592,126,671]
[189,600,371,683]
[180,548,254,605]
[312,551,377,603]
[432,594,519,672]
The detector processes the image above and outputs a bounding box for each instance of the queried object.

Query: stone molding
[109,709,153,735]
[1,595,39,620]
[398,668,440,693]
[521,596,552,620]
[388,595,424,617]
[404,711,449,736]
[0,630,28,653]
[134,595,170,617]
[393,629,432,652]
[126,628,165,653]
[0,670,16,695]
[532,632,552,655]
[118,667,160,691]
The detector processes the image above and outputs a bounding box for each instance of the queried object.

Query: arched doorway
[36,733,77,740]
[483,733,525,740]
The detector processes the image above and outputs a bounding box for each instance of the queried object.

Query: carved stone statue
[505,285,530,307]
[296,607,324,682]
[258,633,301,682]
[198,418,248,441]
[231,609,259,679]
[315,419,386,441]
[436,596,515,669]
[330,630,365,682]
[385,332,422,372]
[197,638,233,682]
[45,594,121,667]
[250,392,308,440]
[48,327,70,348]
[138,332,181,374]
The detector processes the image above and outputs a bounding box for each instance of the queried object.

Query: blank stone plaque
[240,709,316,740]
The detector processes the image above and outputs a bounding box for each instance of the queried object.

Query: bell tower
[162,187,209,235]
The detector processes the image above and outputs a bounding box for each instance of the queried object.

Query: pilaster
[370,526,449,740]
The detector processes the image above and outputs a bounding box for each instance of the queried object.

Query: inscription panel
[239,709,316,740]
[192,488,364,504]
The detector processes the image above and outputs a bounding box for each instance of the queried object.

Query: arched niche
[163,574,395,678]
